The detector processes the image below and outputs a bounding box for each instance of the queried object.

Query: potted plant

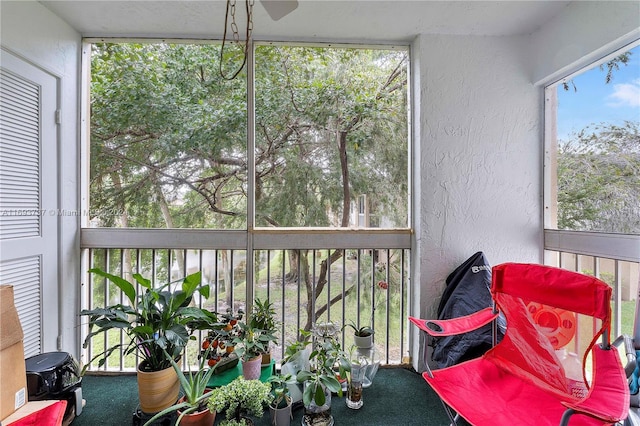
[207,376,271,426]
[143,348,217,426]
[249,298,279,365]
[280,330,312,405]
[200,308,244,374]
[232,321,275,380]
[80,269,211,413]
[344,320,374,349]
[344,280,389,350]
[267,373,293,426]
[295,326,350,426]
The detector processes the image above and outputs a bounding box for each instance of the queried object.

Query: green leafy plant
[344,320,374,337]
[233,320,276,362]
[294,327,350,407]
[249,298,279,350]
[250,298,277,331]
[267,373,293,409]
[280,330,312,384]
[282,329,312,365]
[80,269,211,372]
[143,348,217,425]
[208,377,271,425]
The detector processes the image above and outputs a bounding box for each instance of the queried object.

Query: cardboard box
[0,285,27,421]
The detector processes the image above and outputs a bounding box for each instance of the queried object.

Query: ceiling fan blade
[260,0,298,21]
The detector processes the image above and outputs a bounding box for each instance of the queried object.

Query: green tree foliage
[254,46,408,228]
[562,52,632,92]
[557,121,640,233]
[252,46,408,330]
[91,43,248,229]
[91,43,408,230]
[90,42,409,332]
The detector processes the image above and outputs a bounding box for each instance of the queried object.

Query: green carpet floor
[71,367,453,425]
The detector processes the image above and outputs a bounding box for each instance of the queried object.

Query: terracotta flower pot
[242,354,263,380]
[175,408,215,426]
[261,352,272,366]
[176,391,216,426]
[136,363,180,414]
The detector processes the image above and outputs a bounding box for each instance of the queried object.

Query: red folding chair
[410,263,629,426]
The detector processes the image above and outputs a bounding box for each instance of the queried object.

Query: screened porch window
[88,41,410,230]
[545,42,640,235]
[544,40,640,338]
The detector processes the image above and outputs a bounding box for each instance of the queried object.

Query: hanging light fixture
[261,0,299,21]
[219,0,253,80]
[219,0,298,80]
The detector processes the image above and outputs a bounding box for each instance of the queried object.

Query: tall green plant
[294,329,350,407]
[143,348,217,426]
[81,269,212,372]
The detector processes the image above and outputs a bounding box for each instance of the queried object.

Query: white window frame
[543,39,640,262]
[79,37,414,338]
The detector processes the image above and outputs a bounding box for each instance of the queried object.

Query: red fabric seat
[410,263,629,426]
[6,401,67,426]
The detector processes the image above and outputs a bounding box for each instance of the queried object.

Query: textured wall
[410,33,543,368]
[1,0,82,356]
[409,1,639,368]
[419,33,542,309]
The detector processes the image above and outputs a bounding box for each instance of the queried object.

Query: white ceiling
[40,0,572,42]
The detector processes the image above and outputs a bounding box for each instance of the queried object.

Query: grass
[621,299,636,336]
[87,248,410,371]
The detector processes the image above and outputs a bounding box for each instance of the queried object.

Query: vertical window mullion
[246,40,256,315]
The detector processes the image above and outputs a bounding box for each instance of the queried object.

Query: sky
[557,43,640,141]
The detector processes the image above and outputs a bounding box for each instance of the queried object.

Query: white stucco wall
[410,33,542,369]
[530,0,640,86]
[409,2,639,370]
[1,0,82,357]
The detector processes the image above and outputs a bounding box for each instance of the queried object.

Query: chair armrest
[560,344,629,425]
[613,334,637,378]
[409,307,498,337]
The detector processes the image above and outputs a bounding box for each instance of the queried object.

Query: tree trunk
[110,172,133,282]
[300,130,353,332]
[153,177,185,277]
[338,131,351,227]
[286,249,300,282]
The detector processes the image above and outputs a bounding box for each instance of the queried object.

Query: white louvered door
[0,49,59,358]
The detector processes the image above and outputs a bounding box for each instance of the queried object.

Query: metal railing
[544,229,640,339]
[80,228,412,372]
[80,228,638,372]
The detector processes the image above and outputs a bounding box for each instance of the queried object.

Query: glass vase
[346,362,366,410]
